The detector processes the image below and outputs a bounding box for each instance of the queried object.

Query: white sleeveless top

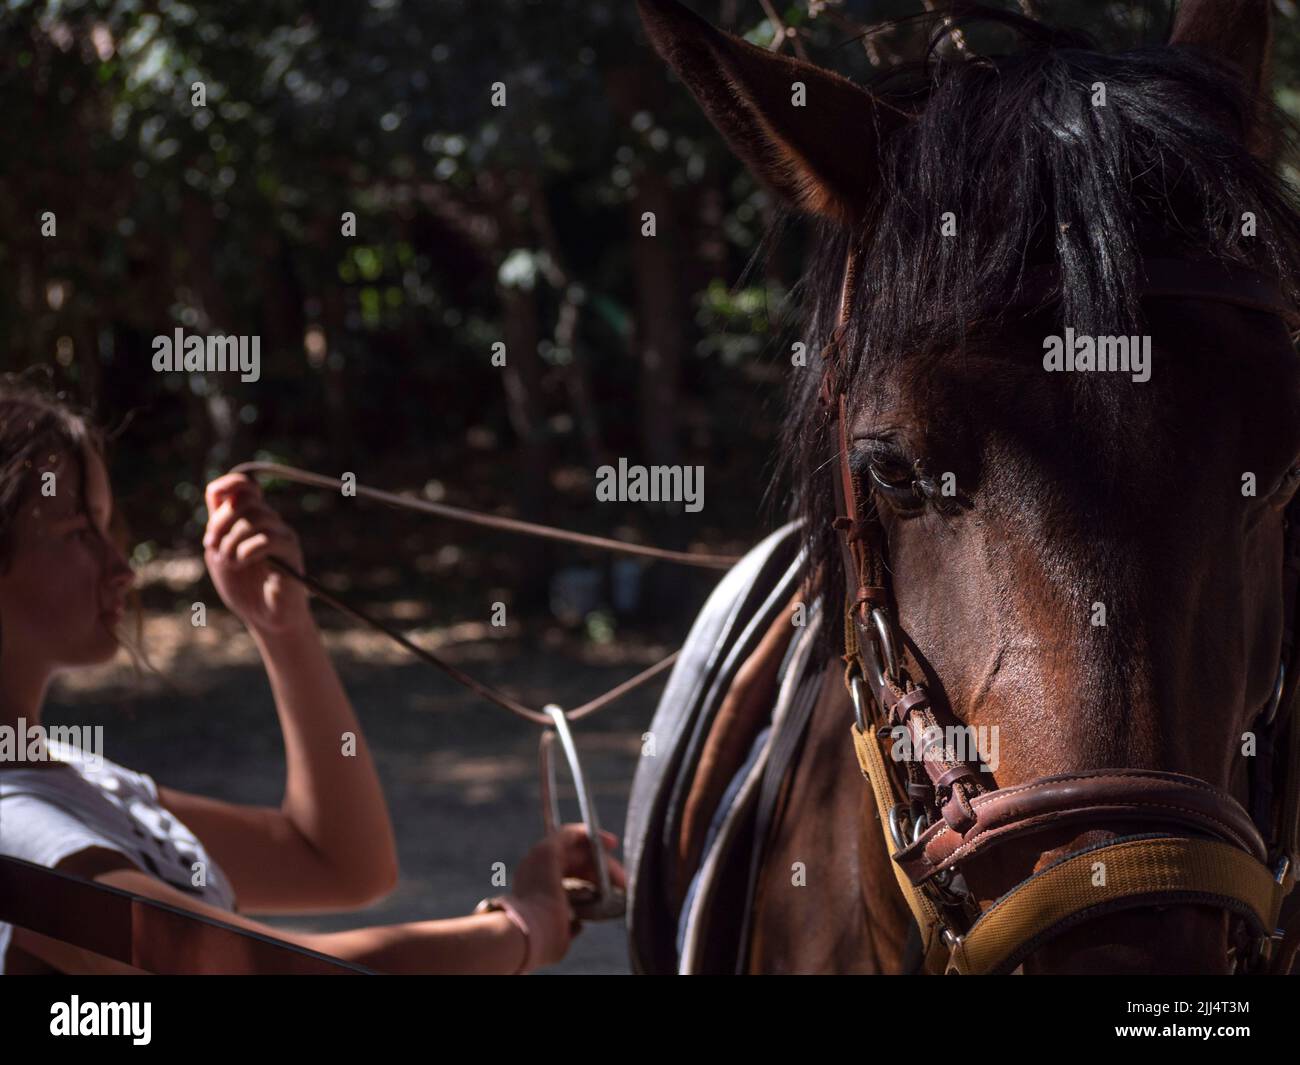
[0,741,236,972]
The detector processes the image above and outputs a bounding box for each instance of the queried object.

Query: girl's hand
[503,824,626,971]
[203,473,311,636]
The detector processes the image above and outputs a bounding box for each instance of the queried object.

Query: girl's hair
[0,373,158,682]
[0,374,107,573]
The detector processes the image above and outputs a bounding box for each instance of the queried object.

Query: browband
[1005,256,1300,333]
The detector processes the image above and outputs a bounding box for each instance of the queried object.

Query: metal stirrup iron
[539,704,625,921]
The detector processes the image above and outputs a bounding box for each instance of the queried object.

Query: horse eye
[852,440,972,517]
[868,461,911,490]
[849,441,930,511]
[867,456,925,510]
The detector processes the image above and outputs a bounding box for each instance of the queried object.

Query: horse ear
[636,0,897,225]
[1168,0,1273,157]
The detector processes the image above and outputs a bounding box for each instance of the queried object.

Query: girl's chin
[53,641,120,671]
[85,626,124,662]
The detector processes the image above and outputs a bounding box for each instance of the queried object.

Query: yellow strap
[947,835,1287,975]
[850,723,949,971]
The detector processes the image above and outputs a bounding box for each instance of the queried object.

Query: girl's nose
[100,538,134,591]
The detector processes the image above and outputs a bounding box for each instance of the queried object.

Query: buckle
[888,802,932,851]
[860,606,900,694]
[849,672,870,731]
[942,929,966,974]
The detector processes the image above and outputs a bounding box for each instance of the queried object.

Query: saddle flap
[623,521,803,974]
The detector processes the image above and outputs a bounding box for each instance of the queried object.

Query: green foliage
[2,0,1297,586]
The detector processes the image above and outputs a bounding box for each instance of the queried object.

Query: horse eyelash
[850,444,971,517]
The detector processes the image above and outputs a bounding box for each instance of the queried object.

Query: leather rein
[228,461,739,726]
[820,249,1300,975]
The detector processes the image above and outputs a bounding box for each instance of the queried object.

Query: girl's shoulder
[1,742,238,912]
[1,741,155,800]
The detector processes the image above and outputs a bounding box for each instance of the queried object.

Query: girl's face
[0,447,134,673]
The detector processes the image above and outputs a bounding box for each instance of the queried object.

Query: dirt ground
[44,607,671,974]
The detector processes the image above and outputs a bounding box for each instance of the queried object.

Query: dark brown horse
[627,0,1300,974]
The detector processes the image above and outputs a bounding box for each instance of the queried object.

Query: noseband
[820,250,1300,975]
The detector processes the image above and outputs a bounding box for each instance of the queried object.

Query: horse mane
[770,4,1300,634]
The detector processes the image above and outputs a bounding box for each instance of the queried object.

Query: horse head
[639,0,1300,974]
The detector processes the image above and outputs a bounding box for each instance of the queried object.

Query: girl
[0,377,623,974]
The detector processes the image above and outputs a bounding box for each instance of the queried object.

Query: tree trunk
[629,168,691,619]
[497,280,553,611]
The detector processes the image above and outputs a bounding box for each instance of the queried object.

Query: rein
[230,462,740,571]
[229,461,739,726]
[820,252,1300,975]
[226,460,743,921]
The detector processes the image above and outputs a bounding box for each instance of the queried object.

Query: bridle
[820,247,1300,975]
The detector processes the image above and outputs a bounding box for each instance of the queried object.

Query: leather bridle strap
[849,722,1292,974]
[1000,258,1300,334]
[945,835,1288,976]
[895,768,1269,884]
[1140,258,1300,332]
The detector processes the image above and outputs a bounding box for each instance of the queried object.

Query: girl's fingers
[562,848,627,889]
[232,529,299,570]
[205,473,261,512]
[205,498,272,550]
[203,498,237,550]
[223,523,298,565]
[207,503,289,554]
[217,518,260,562]
[553,824,624,885]
[231,532,271,568]
[555,824,619,856]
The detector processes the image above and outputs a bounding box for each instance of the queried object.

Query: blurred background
[4,0,1299,972]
